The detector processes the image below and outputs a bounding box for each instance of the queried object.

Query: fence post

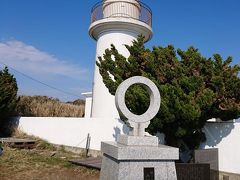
[85,133,91,157]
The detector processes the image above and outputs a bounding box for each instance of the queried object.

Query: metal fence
[91,0,152,27]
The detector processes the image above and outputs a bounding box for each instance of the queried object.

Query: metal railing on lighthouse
[91,0,152,27]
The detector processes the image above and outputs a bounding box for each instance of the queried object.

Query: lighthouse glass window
[144,167,155,180]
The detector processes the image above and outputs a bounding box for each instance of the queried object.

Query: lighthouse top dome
[89,0,152,42]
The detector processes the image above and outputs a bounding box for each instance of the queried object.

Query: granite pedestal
[100,77,179,180]
[100,135,179,180]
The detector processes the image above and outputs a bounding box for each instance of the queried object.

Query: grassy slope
[0,133,100,180]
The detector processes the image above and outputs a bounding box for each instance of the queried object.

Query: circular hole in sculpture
[125,83,150,115]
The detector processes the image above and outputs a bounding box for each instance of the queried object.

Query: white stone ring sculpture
[115,76,161,136]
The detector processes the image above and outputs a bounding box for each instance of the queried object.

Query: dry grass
[0,130,100,180]
[12,128,34,139]
[16,96,85,117]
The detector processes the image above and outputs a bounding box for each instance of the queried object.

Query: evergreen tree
[0,67,18,136]
[97,36,240,152]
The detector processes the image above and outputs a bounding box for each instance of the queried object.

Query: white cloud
[0,40,86,79]
[0,39,93,101]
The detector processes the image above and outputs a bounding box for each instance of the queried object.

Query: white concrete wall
[17,117,129,151]
[201,119,240,174]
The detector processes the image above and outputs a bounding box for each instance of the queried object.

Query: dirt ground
[0,140,100,180]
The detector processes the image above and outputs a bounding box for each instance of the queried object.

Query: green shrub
[0,67,18,137]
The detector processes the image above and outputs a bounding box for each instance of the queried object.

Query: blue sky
[1,0,240,101]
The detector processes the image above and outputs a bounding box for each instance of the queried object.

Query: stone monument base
[100,135,179,180]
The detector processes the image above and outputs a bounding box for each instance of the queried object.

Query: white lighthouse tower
[89,0,152,118]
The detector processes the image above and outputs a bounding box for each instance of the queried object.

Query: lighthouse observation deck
[89,0,153,41]
[91,0,152,27]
